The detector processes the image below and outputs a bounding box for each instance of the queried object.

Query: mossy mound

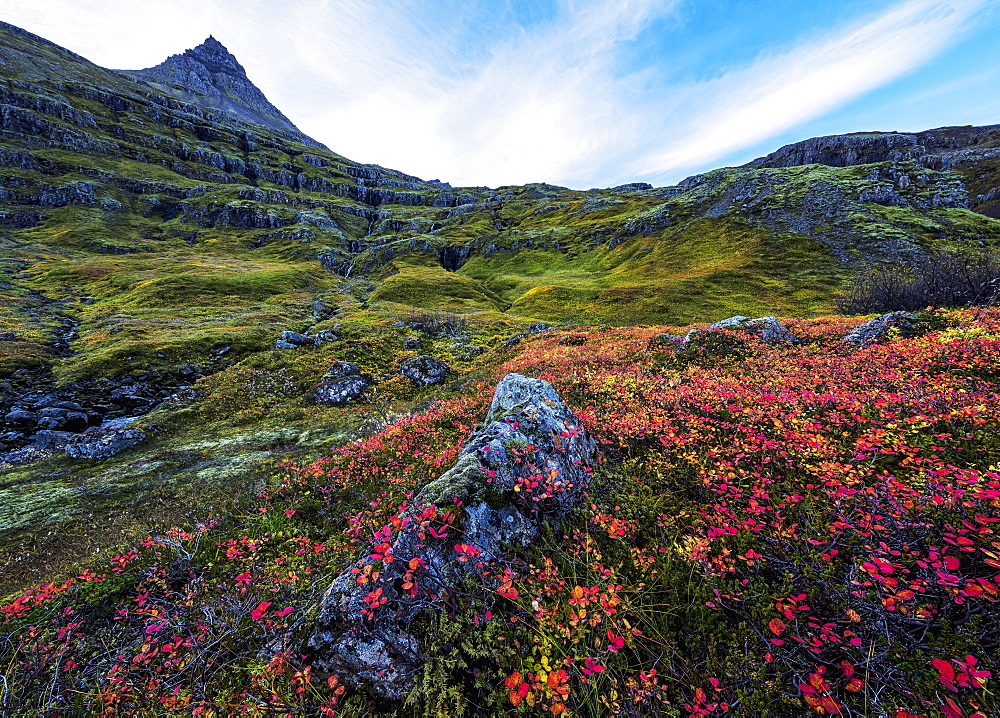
[370,263,509,313]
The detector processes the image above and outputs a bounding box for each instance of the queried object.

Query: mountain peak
[123,36,323,148]
[182,35,245,77]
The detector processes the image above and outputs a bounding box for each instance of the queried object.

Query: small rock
[37,407,69,419]
[63,412,90,432]
[280,330,313,346]
[4,407,37,425]
[399,356,450,386]
[34,398,85,412]
[311,299,329,317]
[842,311,918,348]
[312,329,339,345]
[36,416,65,430]
[403,335,422,350]
[0,331,15,341]
[275,339,299,350]
[313,362,373,405]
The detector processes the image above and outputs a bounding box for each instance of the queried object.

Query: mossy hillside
[17,206,196,254]
[24,256,333,382]
[468,218,846,325]
[0,304,518,597]
[369,259,510,313]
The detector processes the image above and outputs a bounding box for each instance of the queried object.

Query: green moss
[476,218,846,325]
[415,454,490,507]
[371,264,509,313]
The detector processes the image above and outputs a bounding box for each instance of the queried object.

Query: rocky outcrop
[842,311,919,348]
[275,330,313,349]
[64,418,145,459]
[307,373,596,698]
[312,362,372,405]
[751,125,1000,172]
[751,132,925,169]
[399,356,449,386]
[687,316,796,345]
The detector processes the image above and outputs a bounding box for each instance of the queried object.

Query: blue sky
[3,0,998,188]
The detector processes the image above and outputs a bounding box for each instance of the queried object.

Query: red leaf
[933,658,956,682]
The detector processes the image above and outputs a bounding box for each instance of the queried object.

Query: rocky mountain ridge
[750,125,1000,216]
[122,36,322,149]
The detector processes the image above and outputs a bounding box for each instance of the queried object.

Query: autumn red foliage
[2,309,999,715]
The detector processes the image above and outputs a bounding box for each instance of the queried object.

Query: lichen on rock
[685,315,796,345]
[312,362,372,405]
[842,311,919,348]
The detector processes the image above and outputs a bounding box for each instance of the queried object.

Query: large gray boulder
[307,373,596,698]
[399,355,450,386]
[64,418,146,459]
[842,311,918,348]
[313,362,372,405]
[686,315,796,345]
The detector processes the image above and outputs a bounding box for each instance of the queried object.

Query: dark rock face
[312,362,372,405]
[123,37,320,147]
[399,356,449,386]
[688,316,796,345]
[751,125,1000,172]
[307,373,596,699]
[842,311,918,348]
[64,418,145,459]
[752,133,924,169]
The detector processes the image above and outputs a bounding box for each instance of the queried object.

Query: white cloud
[279,0,680,186]
[0,0,990,187]
[628,0,989,184]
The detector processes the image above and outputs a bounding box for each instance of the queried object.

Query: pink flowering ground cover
[2,308,999,716]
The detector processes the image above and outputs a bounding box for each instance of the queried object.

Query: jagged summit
[123,36,324,148]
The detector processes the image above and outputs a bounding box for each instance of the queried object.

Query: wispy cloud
[278,0,681,186]
[274,0,989,186]
[628,0,989,184]
[0,0,991,187]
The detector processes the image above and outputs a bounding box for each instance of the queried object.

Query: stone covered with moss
[308,373,596,698]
